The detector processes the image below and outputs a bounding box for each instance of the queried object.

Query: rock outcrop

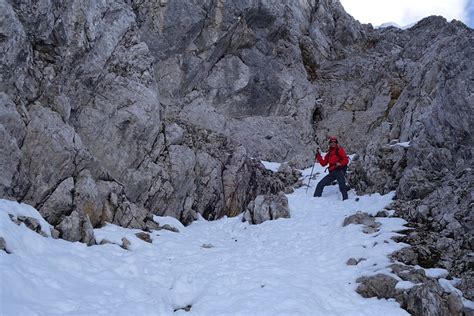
[0,0,296,243]
[343,211,381,234]
[344,18,473,302]
[0,237,7,253]
[356,266,468,316]
[132,0,331,164]
[243,193,290,224]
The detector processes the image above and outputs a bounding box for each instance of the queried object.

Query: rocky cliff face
[343,18,473,302]
[131,0,327,163]
[0,0,293,242]
[1,0,472,309]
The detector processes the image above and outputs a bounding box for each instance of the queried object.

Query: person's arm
[336,147,349,167]
[316,150,328,166]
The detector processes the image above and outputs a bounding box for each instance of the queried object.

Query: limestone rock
[10,215,49,237]
[56,211,95,246]
[135,232,152,243]
[113,201,148,230]
[165,123,185,146]
[18,105,81,207]
[50,228,60,239]
[346,258,358,266]
[343,17,473,296]
[18,216,40,232]
[243,193,290,225]
[343,212,375,227]
[161,224,179,233]
[457,276,474,302]
[99,239,112,245]
[358,267,463,315]
[346,258,366,266]
[276,163,303,192]
[390,264,428,284]
[0,237,7,253]
[343,211,381,233]
[356,274,398,299]
[447,292,464,315]
[121,237,131,250]
[145,219,161,232]
[375,210,391,217]
[0,94,25,197]
[40,177,74,225]
[395,281,451,316]
[73,170,102,228]
[9,214,20,225]
[133,0,322,163]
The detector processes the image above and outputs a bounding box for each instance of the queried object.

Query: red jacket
[316,146,349,172]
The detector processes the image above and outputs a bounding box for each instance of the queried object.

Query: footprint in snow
[168,274,205,311]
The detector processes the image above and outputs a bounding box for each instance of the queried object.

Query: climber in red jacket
[314,136,349,200]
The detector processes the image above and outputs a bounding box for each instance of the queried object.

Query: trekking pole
[306,162,316,194]
[306,147,319,194]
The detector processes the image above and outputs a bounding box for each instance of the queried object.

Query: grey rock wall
[132,0,336,164]
[1,0,161,243]
[343,18,473,301]
[0,0,296,244]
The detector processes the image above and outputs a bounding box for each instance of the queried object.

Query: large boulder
[356,274,398,299]
[56,211,95,246]
[395,281,453,316]
[243,193,290,224]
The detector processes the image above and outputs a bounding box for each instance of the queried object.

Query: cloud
[339,0,470,27]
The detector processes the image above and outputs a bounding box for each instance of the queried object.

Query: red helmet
[328,136,338,144]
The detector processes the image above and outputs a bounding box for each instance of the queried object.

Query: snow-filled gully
[1,162,427,315]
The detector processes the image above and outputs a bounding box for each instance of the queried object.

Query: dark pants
[313,169,348,200]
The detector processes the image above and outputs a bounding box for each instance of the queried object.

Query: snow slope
[0,163,411,315]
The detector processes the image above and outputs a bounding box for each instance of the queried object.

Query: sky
[340,0,473,28]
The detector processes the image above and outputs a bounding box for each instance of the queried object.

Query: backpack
[329,147,349,174]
